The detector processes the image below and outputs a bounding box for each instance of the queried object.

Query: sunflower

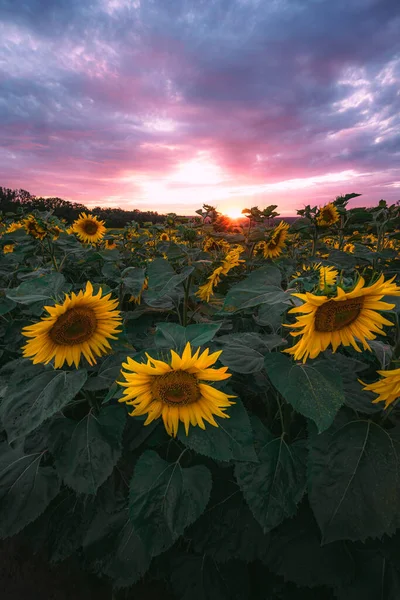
[118,342,235,436]
[257,221,289,259]
[22,281,121,368]
[361,368,400,409]
[283,274,400,363]
[72,212,106,244]
[105,239,117,250]
[196,266,223,302]
[160,232,170,241]
[3,244,14,254]
[203,237,230,253]
[316,203,339,227]
[6,222,24,233]
[319,265,338,290]
[23,216,47,240]
[220,247,245,275]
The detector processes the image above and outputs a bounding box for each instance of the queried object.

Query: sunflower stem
[182,274,192,326]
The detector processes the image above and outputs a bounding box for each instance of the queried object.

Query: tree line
[0,187,167,227]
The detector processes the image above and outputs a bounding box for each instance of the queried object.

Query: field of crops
[1,194,400,599]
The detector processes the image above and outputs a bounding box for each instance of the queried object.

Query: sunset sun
[225,208,243,219]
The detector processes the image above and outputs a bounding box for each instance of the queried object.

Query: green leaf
[84,353,126,391]
[178,398,257,462]
[0,296,16,315]
[49,405,126,494]
[325,353,381,414]
[0,444,60,538]
[145,259,193,301]
[170,555,250,600]
[217,333,286,373]
[255,301,290,330]
[265,353,344,432]
[121,267,146,297]
[308,412,400,543]
[0,369,87,442]
[155,322,222,350]
[220,265,287,313]
[6,273,71,304]
[235,421,307,532]
[129,450,212,557]
[335,548,400,600]
[189,482,268,563]
[265,504,354,589]
[83,506,151,587]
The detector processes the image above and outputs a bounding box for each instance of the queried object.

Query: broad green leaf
[155,322,223,350]
[6,273,71,304]
[235,422,307,532]
[0,369,87,442]
[220,265,287,313]
[84,353,126,391]
[121,266,146,297]
[265,504,354,588]
[170,555,250,600]
[308,413,400,542]
[335,548,400,600]
[178,399,257,462]
[49,405,126,494]
[189,480,268,563]
[218,333,286,373]
[0,444,60,538]
[255,301,290,330]
[129,450,212,557]
[0,296,16,315]
[84,506,151,587]
[145,258,193,301]
[265,353,344,432]
[326,353,381,414]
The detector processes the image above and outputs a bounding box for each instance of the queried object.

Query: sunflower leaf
[218,265,286,313]
[265,353,344,432]
[235,422,307,532]
[308,412,400,542]
[0,443,60,538]
[83,506,151,588]
[5,273,71,305]
[0,369,88,443]
[170,554,250,600]
[129,450,212,557]
[155,322,222,350]
[49,405,126,495]
[178,398,257,462]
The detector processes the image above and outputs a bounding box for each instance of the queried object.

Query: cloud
[0,0,399,213]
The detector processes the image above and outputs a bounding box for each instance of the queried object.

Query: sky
[0,0,400,216]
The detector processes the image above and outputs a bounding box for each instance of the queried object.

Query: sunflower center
[50,307,97,345]
[315,298,364,332]
[152,370,200,406]
[83,220,99,235]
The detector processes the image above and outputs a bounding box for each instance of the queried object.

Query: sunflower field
[1,193,400,599]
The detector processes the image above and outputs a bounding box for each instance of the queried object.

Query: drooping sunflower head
[203,237,230,253]
[22,281,122,368]
[23,216,47,240]
[262,221,290,259]
[72,213,106,244]
[118,342,235,436]
[283,274,400,362]
[316,203,340,227]
[3,244,14,254]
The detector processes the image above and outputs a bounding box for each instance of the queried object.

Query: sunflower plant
[1,197,400,599]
